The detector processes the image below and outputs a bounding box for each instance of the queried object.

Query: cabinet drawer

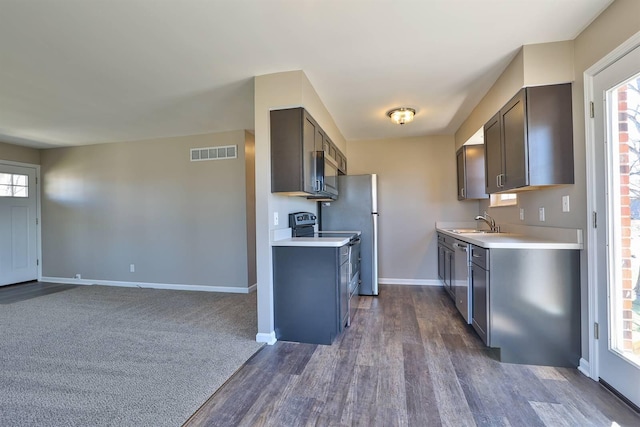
[470,245,488,269]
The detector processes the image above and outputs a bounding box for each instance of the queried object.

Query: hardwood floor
[188,284,640,426]
[0,281,77,304]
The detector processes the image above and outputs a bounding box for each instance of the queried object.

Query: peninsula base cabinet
[473,247,581,368]
[273,245,349,345]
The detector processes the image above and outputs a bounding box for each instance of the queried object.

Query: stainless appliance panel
[320,174,379,296]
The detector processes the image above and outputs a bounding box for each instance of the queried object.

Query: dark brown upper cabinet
[323,133,347,175]
[271,108,323,195]
[484,83,574,194]
[457,145,488,200]
[336,150,347,175]
[271,107,347,196]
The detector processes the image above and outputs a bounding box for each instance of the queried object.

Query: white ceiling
[0,0,613,148]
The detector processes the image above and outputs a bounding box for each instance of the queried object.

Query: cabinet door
[445,249,454,295]
[501,89,528,190]
[437,244,445,281]
[337,151,347,175]
[302,113,321,193]
[465,145,488,199]
[327,140,337,161]
[484,113,502,193]
[456,148,466,200]
[471,263,488,344]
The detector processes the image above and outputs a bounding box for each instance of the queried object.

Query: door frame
[584,30,640,381]
[0,159,42,283]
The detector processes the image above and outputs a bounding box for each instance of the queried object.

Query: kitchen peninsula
[436,223,582,368]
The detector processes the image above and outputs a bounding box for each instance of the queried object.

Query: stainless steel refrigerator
[320,174,379,296]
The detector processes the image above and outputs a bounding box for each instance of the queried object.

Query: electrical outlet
[520,208,525,221]
[273,212,279,226]
[539,207,546,222]
[130,264,135,273]
[562,195,570,212]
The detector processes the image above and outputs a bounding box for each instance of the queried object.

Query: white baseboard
[578,358,592,378]
[378,278,443,287]
[256,331,277,345]
[40,276,255,294]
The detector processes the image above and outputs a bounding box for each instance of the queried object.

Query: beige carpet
[0,285,263,426]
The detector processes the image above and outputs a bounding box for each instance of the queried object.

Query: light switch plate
[520,208,525,221]
[562,195,570,212]
[539,207,545,222]
[273,212,279,226]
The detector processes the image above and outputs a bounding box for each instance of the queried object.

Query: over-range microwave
[307,150,339,200]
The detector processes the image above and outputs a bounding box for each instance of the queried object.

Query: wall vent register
[190,145,237,162]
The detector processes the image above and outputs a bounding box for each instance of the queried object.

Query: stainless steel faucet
[475,211,498,232]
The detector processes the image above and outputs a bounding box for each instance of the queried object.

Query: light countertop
[436,222,583,250]
[271,228,360,247]
[272,236,352,247]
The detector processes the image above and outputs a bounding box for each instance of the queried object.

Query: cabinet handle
[472,254,482,258]
[496,175,500,189]
[461,188,465,198]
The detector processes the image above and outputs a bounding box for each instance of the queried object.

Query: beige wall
[348,136,479,282]
[455,41,574,149]
[454,49,524,150]
[254,70,347,340]
[523,41,574,87]
[0,141,41,165]
[40,130,255,289]
[245,130,257,286]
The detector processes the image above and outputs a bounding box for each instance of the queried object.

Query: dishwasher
[453,239,471,324]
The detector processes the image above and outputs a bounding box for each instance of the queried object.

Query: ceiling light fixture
[387,107,416,125]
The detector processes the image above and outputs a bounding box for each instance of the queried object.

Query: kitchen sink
[445,229,502,234]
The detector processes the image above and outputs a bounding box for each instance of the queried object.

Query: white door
[593,43,640,407]
[0,163,38,286]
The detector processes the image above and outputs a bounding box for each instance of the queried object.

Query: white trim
[578,358,591,377]
[256,331,277,345]
[0,159,39,169]
[0,160,41,284]
[378,278,442,286]
[584,30,640,382]
[40,276,256,294]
